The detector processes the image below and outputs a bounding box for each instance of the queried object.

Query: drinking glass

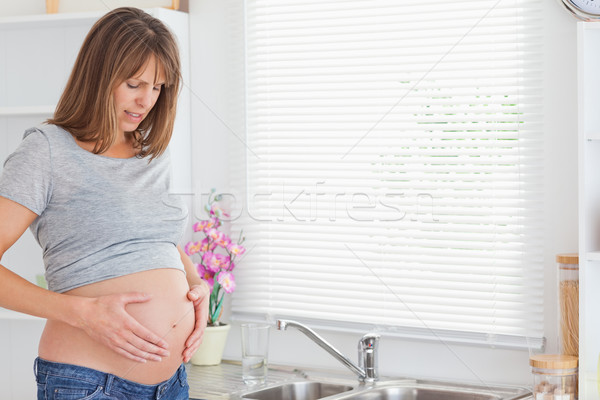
[240,324,270,385]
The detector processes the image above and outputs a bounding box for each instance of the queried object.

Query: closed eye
[127,83,139,89]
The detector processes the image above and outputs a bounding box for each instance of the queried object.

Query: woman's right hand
[0,197,167,363]
[0,198,169,363]
[75,292,170,363]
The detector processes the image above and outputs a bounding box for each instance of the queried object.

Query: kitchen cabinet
[577,21,600,399]
[0,8,191,399]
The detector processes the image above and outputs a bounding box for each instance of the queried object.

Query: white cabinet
[577,21,600,400]
[0,8,191,399]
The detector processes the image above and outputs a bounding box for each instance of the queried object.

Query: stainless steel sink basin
[241,381,355,400]
[333,386,503,400]
[330,381,531,400]
[237,380,531,400]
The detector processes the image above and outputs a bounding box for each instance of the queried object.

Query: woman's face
[113,55,165,136]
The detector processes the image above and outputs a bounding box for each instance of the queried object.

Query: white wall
[190,0,579,387]
[542,0,579,357]
[188,0,244,218]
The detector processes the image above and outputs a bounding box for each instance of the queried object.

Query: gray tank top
[0,124,187,293]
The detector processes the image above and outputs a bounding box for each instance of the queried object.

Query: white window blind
[232,0,544,349]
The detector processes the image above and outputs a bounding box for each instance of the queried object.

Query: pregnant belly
[38,269,195,384]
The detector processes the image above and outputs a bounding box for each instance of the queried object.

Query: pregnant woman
[0,7,209,400]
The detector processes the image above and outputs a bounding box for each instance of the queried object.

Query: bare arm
[0,196,169,362]
[0,196,81,321]
[180,245,206,287]
[179,245,210,362]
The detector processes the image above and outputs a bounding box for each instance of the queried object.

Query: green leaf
[212,281,221,298]
[213,293,225,323]
[209,307,218,325]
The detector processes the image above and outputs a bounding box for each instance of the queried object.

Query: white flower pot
[190,324,231,366]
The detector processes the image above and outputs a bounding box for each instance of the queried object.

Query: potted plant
[185,190,246,365]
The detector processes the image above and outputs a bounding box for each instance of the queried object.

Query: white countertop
[186,360,304,400]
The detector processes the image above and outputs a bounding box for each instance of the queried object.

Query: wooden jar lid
[530,354,578,370]
[556,253,578,264]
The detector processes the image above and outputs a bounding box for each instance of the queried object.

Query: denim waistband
[34,357,187,399]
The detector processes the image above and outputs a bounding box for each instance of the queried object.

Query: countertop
[185,361,533,400]
[186,360,308,400]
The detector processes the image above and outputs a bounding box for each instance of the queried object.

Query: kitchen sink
[187,360,532,400]
[236,380,531,400]
[332,385,505,400]
[334,380,531,400]
[240,381,355,400]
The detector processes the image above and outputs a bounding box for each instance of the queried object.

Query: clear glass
[558,263,579,356]
[241,324,270,385]
[532,366,578,400]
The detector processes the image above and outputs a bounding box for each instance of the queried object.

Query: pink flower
[215,253,231,270]
[215,233,232,249]
[200,237,217,252]
[206,228,222,241]
[196,263,214,290]
[193,218,219,233]
[209,217,220,230]
[202,252,231,273]
[190,193,244,325]
[217,271,236,293]
[184,241,202,256]
[202,252,219,273]
[227,243,246,256]
[192,220,207,232]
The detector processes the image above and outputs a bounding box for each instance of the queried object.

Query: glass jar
[530,354,578,400]
[557,253,579,357]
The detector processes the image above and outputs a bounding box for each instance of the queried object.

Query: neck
[74,132,139,159]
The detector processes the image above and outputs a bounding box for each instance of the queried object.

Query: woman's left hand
[183,282,210,362]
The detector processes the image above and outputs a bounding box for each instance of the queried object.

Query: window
[232,0,544,349]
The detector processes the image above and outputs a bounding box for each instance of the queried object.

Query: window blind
[232,0,544,349]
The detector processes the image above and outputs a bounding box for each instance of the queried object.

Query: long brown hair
[48,7,181,159]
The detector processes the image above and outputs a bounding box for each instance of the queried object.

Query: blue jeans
[34,357,189,400]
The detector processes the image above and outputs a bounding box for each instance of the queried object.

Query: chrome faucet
[276,319,380,382]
